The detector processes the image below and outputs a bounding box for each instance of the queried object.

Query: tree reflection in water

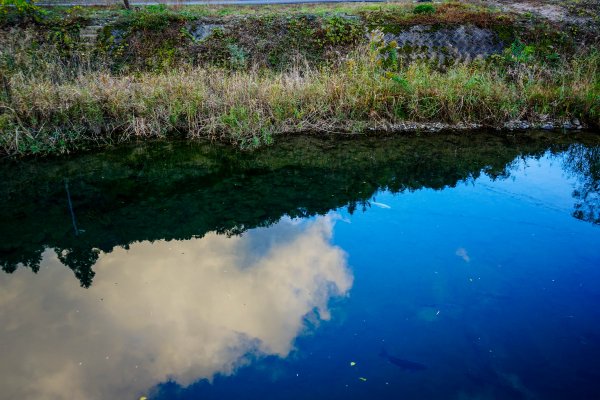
[563,144,600,225]
[1,132,599,287]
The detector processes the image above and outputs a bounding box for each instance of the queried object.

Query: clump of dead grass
[0,24,598,155]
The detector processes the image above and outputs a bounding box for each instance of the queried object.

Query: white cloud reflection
[0,215,352,400]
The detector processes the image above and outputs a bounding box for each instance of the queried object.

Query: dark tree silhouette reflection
[563,144,600,225]
[1,132,599,287]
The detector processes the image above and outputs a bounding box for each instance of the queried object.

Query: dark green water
[1,132,599,399]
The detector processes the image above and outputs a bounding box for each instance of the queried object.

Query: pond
[1,132,600,399]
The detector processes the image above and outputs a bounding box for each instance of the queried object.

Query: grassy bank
[1,2,599,155]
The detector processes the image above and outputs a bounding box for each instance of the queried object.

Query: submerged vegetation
[0,1,599,155]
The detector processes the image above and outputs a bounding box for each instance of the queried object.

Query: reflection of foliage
[0,133,597,287]
[56,247,98,288]
[563,144,600,225]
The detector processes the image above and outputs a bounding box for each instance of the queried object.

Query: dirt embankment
[0,1,598,155]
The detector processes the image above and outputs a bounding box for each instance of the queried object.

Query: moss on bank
[0,1,599,155]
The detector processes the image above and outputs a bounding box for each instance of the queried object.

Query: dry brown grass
[1,45,598,155]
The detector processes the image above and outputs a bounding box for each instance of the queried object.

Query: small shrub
[369,30,400,70]
[65,5,86,23]
[0,0,45,25]
[368,30,411,90]
[322,15,362,46]
[413,4,435,15]
[131,5,182,31]
[507,40,535,63]
[227,44,247,70]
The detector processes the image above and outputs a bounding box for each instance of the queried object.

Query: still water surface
[1,132,600,399]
